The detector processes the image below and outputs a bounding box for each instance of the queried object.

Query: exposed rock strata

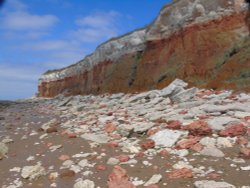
[38,0,250,97]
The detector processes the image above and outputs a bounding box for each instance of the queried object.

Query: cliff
[38,0,250,97]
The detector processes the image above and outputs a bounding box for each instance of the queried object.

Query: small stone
[48,172,59,181]
[46,127,58,133]
[141,139,155,150]
[147,128,160,136]
[1,138,14,144]
[200,137,216,148]
[200,147,225,157]
[208,117,240,130]
[107,141,119,148]
[144,174,162,186]
[59,155,70,161]
[240,166,250,171]
[207,172,221,179]
[219,124,247,137]
[68,133,77,138]
[74,179,95,188]
[159,149,169,156]
[0,142,8,159]
[107,166,135,188]
[240,148,250,158]
[216,137,234,148]
[116,155,130,162]
[21,163,46,180]
[176,137,200,149]
[9,167,21,172]
[166,120,182,130]
[191,143,203,152]
[135,152,145,158]
[62,160,74,168]
[81,133,109,144]
[194,180,235,188]
[107,158,120,165]
[167,168,193,179]
[105,122,116,133]
[150,129,187,147]
[183,121,212,136]
[236,136,248,145]
[96,165,107,171]
[26,156,35,161]
[78,159,92,168]
[49,145,62,152]
[59,170,75,178]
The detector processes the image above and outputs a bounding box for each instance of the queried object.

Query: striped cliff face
[38,0,250,97]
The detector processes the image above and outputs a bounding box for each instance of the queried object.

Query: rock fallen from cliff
[21,163,46,180]
[194,180,236,188]
[0,142,8,159]
[1,79,250,187]
[73,179,95,188]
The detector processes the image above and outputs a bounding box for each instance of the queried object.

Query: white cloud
[72,27,117,43]
[39,50,85,69]
[1,30,49,40]
[6,0,27,11]
[2,11,58,30]
[73,11,121,43]
[76,11,120,28]
[0,64,42,81]
[21,40,76,51]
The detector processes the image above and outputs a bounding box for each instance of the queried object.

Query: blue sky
[0,0,171,100]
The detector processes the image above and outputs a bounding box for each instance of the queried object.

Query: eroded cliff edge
[38,0,250,97]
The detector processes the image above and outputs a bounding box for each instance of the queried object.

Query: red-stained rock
[47,143,53,147]
[198,115,210,120]
[105,123,116,134]
[190,143,204,152]
[219,124,247,137]
[58,155,70,161]
[116,155,130,163]
[166,120,182,130]
[159,149,169,156]
[240,148,250,158]
[147,127,160,136]
[154,118,167,124]
[107,166,135,188]
[60,130,68,136]
[167,168,193,179]
[68,133,77,138]
[236,136,248,145]
[243,116,250,122]
[152,165,159,171]
[107,141,119,148]
[183,121,212,136]
[196,90,214,98]
[135,152,145,158]
[176,137,200,149]
[179,110,188,115]
[207,172,221,179]
[110,134,122,139]
[107,112,113,116]
[96,165,107,171]
[141,139,155,150]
